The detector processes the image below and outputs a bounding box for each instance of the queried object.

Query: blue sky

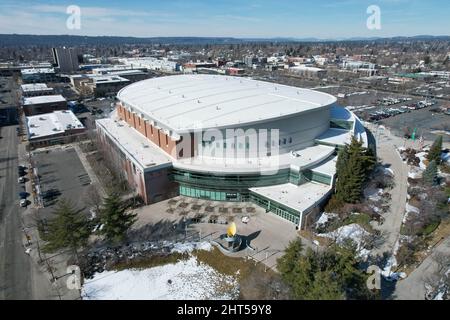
[0,0,449,38]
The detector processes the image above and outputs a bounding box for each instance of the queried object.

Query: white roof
[309,155,338,177]
[93,75,130,84]
[117,74,336,133]
[23,95,66,105]
[174,144,335,174]
[289,65,325,72]
[21,83,53,92]
[26,110,84,139]
[96,116,173,172]
[21,68,55,74]
[250,182,332,214]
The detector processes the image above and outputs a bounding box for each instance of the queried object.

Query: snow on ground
[82,256,239,300]
[364,187,383,202]
[408,166,423,179]
[416,151,428,170]
[318,223,370,258]
[442,152,450,164]
[315,212,338,227]
[383,167,395,177]
[171,241,212,253]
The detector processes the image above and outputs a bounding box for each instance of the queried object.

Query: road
[395,236,450,300]
[0,125,52,299]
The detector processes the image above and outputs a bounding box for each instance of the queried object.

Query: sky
[0,0,449,39]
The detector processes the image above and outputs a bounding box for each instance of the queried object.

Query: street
[0,125,52,299]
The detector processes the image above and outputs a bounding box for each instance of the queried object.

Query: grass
[193,247,290,300]
[193,247,255,279]
[419,220,441,236]
[113,252,189,271]
[342,213,375,233]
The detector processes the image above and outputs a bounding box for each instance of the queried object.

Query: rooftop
[21,68,55,74]
[249,182,332,214]
[93,75,130,84]
[21,83,53,92]
[26,110,84,139]
[96,116,173,172]
[174,144,335,174]
[23,94,66,105]
[117,74,336,133]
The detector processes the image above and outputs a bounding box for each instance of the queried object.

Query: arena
[96,74,367,229]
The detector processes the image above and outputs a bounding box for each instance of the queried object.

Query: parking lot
[33,146,92,218]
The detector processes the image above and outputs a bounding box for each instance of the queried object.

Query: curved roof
[117,74,336,133]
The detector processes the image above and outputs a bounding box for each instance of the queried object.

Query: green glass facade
[249,193,300,224]
[171,162,333,225]
[330,119,354,130]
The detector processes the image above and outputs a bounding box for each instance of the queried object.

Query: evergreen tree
[277,241,373,300]
[100,192,137,244]
[423,160,438,185]
[334,137,376,204]
[427,136,443,165]
[42,199,91,254]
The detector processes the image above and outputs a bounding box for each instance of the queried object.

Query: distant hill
[0,34,449,46]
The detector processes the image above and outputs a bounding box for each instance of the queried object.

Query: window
[289,137,292,144]
[283,138,287,145]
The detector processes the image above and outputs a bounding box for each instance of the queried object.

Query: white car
[18,176,25,183]
[19,199,27,207]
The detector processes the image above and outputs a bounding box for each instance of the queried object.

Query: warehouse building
[26,110,86,148]
[96,75,367,229]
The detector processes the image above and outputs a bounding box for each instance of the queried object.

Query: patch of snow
[316,212,338,227]
[442,152,450,164]
[171,241,212,254]
[405,203,420,214]
[408,166,423,179]
[82,256,238,300]
[416,151,428,170]
[364,187,383,201]
[318,223,370,258]
[384,167,394,177]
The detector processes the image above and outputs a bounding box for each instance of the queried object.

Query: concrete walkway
[368,123,409,256]
[395,236,450,300]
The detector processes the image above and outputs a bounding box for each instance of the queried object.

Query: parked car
[18,176,25,183]
[19,199,27,207]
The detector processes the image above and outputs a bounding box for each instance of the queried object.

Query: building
[288,65,327,79]
[52,47,79,73]
[21,83,54,97]
[70,74,130,97]
[96,75,367,229]
[92,68,148,83]
[342,60,378,76]
[119,57,181,72]
[21,68,58,83]
[225,67,245,76]
[22,95,67,116]
[26,110,86,148]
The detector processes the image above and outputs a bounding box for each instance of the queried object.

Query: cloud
[31,4,176,18]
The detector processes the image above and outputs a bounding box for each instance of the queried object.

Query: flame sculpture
[227,222,237,237]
